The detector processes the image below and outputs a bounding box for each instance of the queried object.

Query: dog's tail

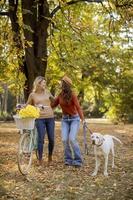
[112,136,122,144]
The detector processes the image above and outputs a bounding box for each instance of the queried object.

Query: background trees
[0,0,133,122]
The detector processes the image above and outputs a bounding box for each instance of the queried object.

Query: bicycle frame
[25,127,38,152]
[29,128,38,151]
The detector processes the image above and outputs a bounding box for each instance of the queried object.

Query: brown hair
[61,80,72,103]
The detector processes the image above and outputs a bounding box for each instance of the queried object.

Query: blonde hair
[32,76,45,93]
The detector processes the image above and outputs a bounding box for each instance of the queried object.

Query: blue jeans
[36,118,55,160]
[61,115,82,165]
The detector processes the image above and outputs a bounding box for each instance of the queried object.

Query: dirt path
[0,121,133,200]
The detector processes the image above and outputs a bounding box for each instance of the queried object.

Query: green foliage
[0,15,25,99]
[1,0,133,122]
[47,2,133,122]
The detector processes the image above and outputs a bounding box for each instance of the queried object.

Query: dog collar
[96,142,103,147]
[96,138,105,147]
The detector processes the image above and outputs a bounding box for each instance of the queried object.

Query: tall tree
[0,0,104,99]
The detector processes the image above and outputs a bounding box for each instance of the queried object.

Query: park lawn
[0,121,133,200]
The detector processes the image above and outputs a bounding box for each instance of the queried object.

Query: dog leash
[82,121,89,155]
[83,121,94,155]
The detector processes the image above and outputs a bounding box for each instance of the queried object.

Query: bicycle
[13,115,39,175]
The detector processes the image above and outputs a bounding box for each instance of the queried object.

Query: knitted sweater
[27,91,54,119]
[51,93,84,121]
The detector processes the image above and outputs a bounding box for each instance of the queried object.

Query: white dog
[91,132,122,176]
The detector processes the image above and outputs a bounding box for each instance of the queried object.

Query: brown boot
[48,155,52,162]
[37,159,43,166]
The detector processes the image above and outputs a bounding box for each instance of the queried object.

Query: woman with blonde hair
[27,76,55,165]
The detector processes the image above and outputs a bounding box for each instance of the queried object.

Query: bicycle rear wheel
[34,127,39,160]
[18,132,33,175]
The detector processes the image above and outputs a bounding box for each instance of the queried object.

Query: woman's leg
[69,118,82,166]
[61,119,72,164]
[45,118,55,161]
[36,119,46,162]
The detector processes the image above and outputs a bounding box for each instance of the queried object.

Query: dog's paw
[91,172,97,176]
[104,171,108,176]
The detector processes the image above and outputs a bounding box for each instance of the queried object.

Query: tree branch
[0,12,9,16]
[8,0,22,49]
[115,2,133,8]
[50,0,104,18]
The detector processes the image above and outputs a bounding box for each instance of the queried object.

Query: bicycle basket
[13,115,35,130]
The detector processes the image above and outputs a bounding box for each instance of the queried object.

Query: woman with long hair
[27,76,55,165]
[51,76,84,167]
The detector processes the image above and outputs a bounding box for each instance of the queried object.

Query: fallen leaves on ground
[0,122,133,200]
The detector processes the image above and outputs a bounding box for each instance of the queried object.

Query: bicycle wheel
[18,132,33,175]
[34,127,39,160]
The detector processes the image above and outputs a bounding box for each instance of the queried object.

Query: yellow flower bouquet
[19,105,40,118]
[14,105,40,130]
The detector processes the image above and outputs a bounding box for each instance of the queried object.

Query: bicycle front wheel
[18,132,33,175]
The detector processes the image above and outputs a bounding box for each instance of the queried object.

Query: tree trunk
[78,70,89,104]
[0,83,8,116]
[3,84,8,114]
[22,0,50,100]
[9,0,22,50]
[6,0,103,100]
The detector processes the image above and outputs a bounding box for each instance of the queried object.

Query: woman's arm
[50,96,59,108]
[49,94,55,103]
[26,93,34,105]
[73,94,84,121]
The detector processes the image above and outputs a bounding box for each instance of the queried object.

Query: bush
[0,112,13,121]
[127,113,133,123]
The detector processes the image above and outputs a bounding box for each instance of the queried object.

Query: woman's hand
[35,104,49,110]
[16,104,25,111]
[49,96,55,102]
[82,119,87,127]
